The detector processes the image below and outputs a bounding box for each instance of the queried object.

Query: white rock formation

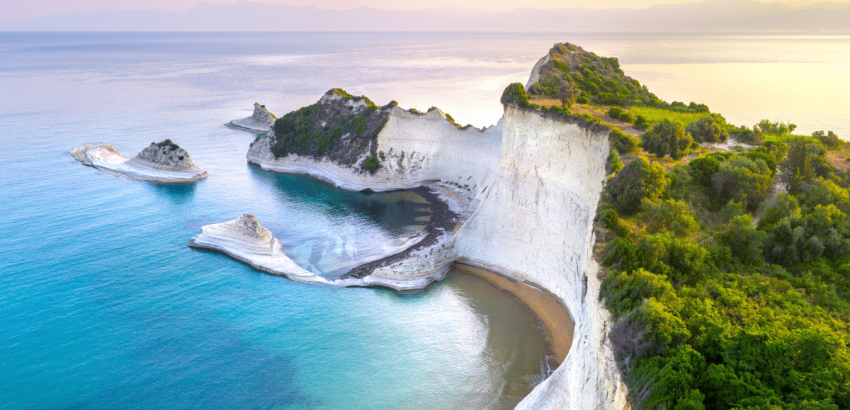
[526,54,550,89]
[188,214,327,284]
[247,100,629,408]
[70,141,207,183]
[228,103,277,133]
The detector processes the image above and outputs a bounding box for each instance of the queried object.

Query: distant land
[2,0,849,32]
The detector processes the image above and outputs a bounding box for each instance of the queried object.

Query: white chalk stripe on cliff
[70,143,207,183]
[188,214,327,284]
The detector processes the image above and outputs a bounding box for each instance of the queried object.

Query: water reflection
[145,181,197,205]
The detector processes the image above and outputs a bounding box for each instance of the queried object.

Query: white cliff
[188,214,327,284]
[70,140,207,183]
[228,103,277,133]
[246,98,629,408]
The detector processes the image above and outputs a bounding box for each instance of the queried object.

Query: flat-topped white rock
[188,214,327,284]
[70,140,207,183]
[228,103,277,133]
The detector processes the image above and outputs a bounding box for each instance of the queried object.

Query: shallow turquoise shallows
[2,32,848,409]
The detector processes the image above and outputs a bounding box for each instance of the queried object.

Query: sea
[1,32,848,409]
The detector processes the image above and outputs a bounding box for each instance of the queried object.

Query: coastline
[341,186,459,280]
[452,263,574,369]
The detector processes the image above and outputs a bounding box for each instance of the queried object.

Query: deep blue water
[2,32,848,409]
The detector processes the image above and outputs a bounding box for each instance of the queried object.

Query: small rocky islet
[70,139,207,183]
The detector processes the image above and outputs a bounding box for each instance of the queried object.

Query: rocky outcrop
[228,103,277,133]
[188,214,327,284]
[70,140,207,183]
[135,139,198,170]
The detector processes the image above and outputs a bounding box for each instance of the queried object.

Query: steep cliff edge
[453,106,628,409]
[246,88,628,407]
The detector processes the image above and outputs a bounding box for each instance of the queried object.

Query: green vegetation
[641,119,695,160]
[528,43,660,107]
[610,127,640,154]
[270,88,391,172]
[607,157,670,214]
[628,106,720,130]
[687,116,728,143]
[598,135,850,409]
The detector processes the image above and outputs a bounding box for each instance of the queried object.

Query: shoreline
[341,185,459,281]
[452,263,574,369]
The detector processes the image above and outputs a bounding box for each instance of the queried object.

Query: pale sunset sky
[1,0,849,21]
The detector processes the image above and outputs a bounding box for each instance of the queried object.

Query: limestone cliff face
[247,99,628,409]
[249,105,502,199]
[453,106,628,409]
[134,139,199,170]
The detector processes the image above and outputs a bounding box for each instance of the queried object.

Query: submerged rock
[228,103,277,133]
[70,140,207,183]
[188,214,327,284]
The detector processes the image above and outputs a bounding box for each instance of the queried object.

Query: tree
[813,130,840,150]
[779,140,815,192]
[712,156,773,210]
[609,128,640,154]
[719,215,765,264]
[688,155,722,187]
[641,119,694,160]
[607,156,670,214]
[641,198,700,237]
[686,116,728,143]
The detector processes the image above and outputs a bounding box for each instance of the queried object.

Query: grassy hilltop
[507,43,850,410]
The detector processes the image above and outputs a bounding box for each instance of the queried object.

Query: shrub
[576,95,589,104]
[634,115,649,131]
[755,119,797,136]
[812,130,840,150]
[619,111,635,123]
[501,83,530,108]
[362,155,379,174]
[712,156,772,210]
[719,215,765,264]
[641,198,700,237]
[686,116,728,143]
[608,107,624,119]
[609,128,640,154]
[641,119,694,160]
[607,157,670,214]
[608,150,624,174]
[688,155,722,187]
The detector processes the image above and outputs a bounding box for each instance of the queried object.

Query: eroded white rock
[188,214,327,284]
[228,103,277,133]
[70,140,207,183]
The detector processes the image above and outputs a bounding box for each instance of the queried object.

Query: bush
[608,150,624,174]
[641,198,700,237]
[608,107,624,119]
[609,128,640,154]
[813,130,840,150]
[619,111,635,123]
[607,157,670,214]
[688,155,722,187]
[598,207,629,238]
[634,115,649,131]
[576,95,589,104]
[641,119,694,160]
[719,215,765,264]
[686,116,728,143]
[501,83,530,108]
[712,156,773,210]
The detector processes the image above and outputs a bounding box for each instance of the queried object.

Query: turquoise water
[2,32,848,409]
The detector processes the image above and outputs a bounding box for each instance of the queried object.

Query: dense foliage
[269,89,391,171]
[641,119,695,160]
[598,136,850,410]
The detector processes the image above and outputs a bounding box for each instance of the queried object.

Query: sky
[1,0,848,21]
